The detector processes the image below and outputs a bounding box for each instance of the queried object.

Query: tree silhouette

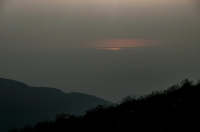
[8,79,200,132]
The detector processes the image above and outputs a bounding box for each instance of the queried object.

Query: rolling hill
[0,78,113,132]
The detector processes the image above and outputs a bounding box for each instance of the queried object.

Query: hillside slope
[9,79,200,132]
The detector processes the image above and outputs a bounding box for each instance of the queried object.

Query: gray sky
[0,0,200,102]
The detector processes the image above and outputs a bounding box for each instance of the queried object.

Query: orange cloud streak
[83,39,160,50]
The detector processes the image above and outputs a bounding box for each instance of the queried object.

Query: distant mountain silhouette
[0,78,113,132]
[8,79,200,132]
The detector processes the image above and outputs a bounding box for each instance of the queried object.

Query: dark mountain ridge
[0,78,113,132]
[8,79,200,132]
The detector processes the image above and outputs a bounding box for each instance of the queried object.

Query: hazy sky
[0,0,200,102]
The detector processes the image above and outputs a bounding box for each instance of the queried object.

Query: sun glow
[83,39,160,51]
[95,48,122,51]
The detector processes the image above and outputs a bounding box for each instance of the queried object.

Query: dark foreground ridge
[9,79,200,132]
[0,78,113,132]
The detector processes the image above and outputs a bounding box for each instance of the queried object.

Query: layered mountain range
[0,78,113,132]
